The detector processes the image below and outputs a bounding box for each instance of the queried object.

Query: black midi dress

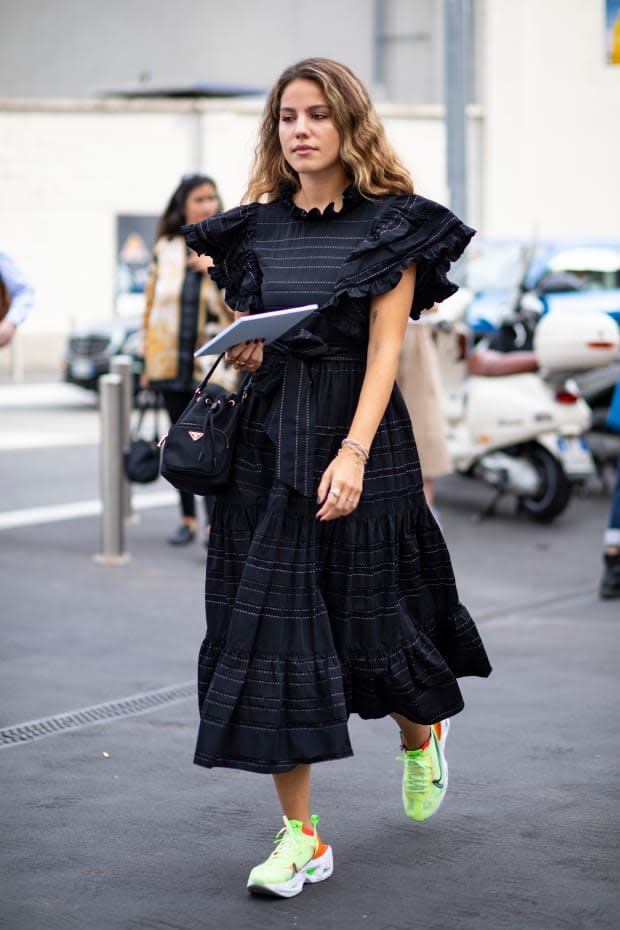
[183,186,491,774]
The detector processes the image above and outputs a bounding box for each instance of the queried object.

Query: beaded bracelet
[337,446,367,467]
[341,437,370,462]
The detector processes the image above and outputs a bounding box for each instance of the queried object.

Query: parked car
[64,315,143,393]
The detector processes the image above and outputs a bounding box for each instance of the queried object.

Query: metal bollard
[110,354,134,521]
[94,373,130,564]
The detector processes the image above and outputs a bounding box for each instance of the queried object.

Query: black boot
[599,552,620,599]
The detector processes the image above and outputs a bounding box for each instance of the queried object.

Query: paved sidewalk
[1,380,619,930]
[2,516,618,930]
[0,380,100,450]
[0,380,96,408]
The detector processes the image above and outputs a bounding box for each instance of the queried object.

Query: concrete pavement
[1,379,619,930]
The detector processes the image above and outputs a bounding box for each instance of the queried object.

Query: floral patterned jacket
[141,235,237,389]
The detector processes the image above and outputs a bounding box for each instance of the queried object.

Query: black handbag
[123,393,162,484]
[159,354,249,496]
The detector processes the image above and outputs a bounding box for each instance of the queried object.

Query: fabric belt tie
[251,329,364,498]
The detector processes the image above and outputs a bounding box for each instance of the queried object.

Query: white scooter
[429,292,619,522]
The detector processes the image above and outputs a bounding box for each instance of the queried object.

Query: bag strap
[151,405,161,442]
[130,406,147,441]
[151,392,163,439]
[132,390,161,442]
[143,388,167,437]
[196,352,226,392]
[135,388,160,411]
[195,353,252,396]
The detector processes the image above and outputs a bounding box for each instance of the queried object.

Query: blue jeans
[604,452,620,548]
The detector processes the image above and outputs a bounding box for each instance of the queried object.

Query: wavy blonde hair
[244,58,414,203]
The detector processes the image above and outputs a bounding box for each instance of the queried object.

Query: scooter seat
[466,349,540,377]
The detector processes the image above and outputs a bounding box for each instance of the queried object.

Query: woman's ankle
[391,712,431,750]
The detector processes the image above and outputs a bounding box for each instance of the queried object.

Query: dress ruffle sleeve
[182,204,263,312]
[333,194,475,319]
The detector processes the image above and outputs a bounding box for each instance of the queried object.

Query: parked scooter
[485,281,620,484]
[430,292,619,522]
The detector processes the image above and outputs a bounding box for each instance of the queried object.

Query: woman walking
[183,57,491,898]
[140,173,236,547]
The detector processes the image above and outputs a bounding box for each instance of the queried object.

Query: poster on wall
[116,215,158,316]
[606,0,620,63]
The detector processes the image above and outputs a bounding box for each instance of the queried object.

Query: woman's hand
[316,449,365,521]
[186,249,213,273]
[225,339,265,373]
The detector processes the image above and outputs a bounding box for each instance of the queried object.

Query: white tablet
[194,304,319,357]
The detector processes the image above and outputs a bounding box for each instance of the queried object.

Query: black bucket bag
[159,354,249,496]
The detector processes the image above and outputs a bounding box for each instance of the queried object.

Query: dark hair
[156,174,222,239]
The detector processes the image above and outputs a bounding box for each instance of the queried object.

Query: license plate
[70,358,96,380]
[557,436,595,478]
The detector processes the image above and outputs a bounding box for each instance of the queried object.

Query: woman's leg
[272,764,313,829]
[391,713,431,749]
[604,451,620,544]
[248,764,332,896]
[178,491,197,522]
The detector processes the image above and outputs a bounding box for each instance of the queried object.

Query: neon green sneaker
[397,719,450,822]
[247,814,333,898]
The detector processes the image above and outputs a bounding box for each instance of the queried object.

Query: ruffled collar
[279,183,364,220]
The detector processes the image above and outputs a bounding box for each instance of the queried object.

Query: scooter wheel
[518,443,572,523]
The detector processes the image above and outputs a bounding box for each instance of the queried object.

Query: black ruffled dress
[183,187,491,774]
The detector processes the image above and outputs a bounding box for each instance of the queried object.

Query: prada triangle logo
[188,431,204,441]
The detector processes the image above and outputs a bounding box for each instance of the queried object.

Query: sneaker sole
[247,846,334,898]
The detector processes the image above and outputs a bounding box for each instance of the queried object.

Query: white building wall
[483,0,620,239]
[3,0,616,374]
[0,102,198,357]
[0,98,481,371]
